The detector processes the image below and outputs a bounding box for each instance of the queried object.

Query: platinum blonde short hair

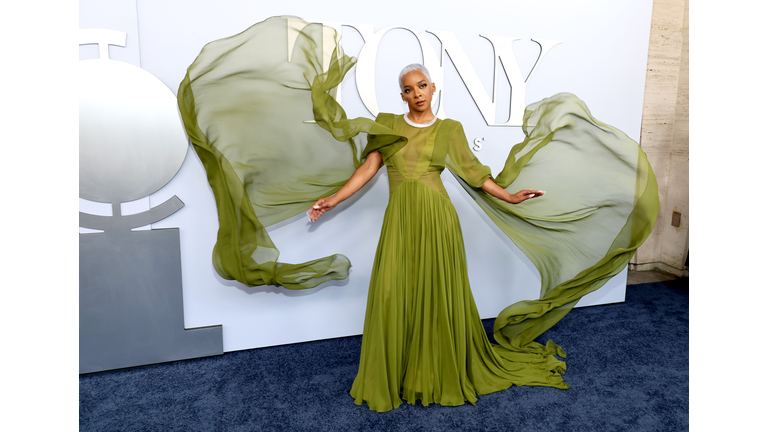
[398,63,432,89]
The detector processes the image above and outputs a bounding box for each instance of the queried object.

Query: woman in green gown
[177,15,658,414]
[308,64,561,412]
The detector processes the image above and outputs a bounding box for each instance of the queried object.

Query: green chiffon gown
[351,114,568,411]
[176,16,659,412]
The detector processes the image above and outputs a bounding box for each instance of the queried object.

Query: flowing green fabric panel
[447,93,659,355]
[177,16,404,288]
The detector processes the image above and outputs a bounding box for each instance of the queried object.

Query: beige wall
[632,0,689,276]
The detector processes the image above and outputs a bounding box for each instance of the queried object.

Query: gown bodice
[385,116,448,198]
[378,114,492,199]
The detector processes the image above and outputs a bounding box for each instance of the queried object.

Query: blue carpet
[80,279,688,431]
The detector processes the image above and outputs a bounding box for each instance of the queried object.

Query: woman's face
[400,70,436,115]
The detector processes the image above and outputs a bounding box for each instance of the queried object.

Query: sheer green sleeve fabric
[447,93,659,357]
[442,120,492,187]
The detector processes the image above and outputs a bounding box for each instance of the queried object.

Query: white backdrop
[80,0,654,352]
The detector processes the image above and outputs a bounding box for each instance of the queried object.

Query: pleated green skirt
[350,178,568,412]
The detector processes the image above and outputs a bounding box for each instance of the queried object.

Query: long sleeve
[444,121,492,188]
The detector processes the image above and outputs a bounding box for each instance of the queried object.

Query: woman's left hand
[480,179,545,205]
[507,190,545,204]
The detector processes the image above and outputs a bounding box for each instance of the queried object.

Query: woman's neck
[406,111,435,124]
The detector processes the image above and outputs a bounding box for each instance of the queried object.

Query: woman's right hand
[307,197,338,222]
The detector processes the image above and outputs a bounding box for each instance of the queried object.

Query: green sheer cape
[177,16,658,376]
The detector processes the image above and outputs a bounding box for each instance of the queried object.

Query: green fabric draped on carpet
[177,15,658,392]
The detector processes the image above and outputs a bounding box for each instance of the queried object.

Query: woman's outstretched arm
[308,150,383,221]
[481,178,545,204]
